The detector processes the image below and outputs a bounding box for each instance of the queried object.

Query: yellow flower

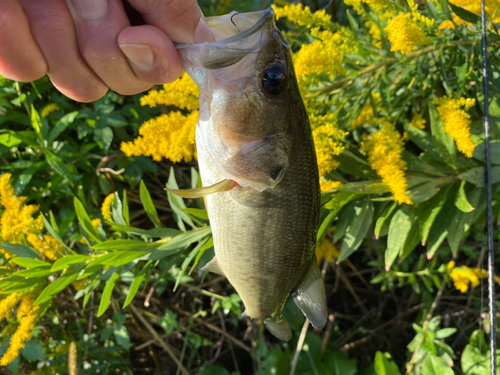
[72,279,88,291]
[351,94,381,129]
[0,174,44,259]
[361,121,412,205]
[0,292,25,322]
[320,179,342,192]
[140,72,199,111]
[0,303,40,365]
[366,22,382,49]
[438,20,456,29]
[310,113,348,177]
[294,28,358,89]
[409,113,426,129]
[101,193,115,222]
[26,234,62,261]
[447,260,456,272]
[271,3,333,30]
[443,0,500,26]
[40,103,60,118]
[121,111,198,163]
[385,13,430,54]
[91,218,101,228]
[16,291,37,320]
[345,0,394,17]
[316,237,340,264]
[433,96,476,157]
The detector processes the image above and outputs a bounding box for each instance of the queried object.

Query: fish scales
[175,8,328,340]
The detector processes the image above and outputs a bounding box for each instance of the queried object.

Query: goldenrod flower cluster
[361,121,412,205]
[310,113,348,177]
[101,193,115,222]
[140,72,199,111]
[345,0,394,18]
[26,233,62,262]
[439,0,500,29]
[40,103,60,118]
[351,93,381,129]
[294,28,358,87]
[320,179,342,192]
[433,96,476,157]
[316,237,340,264]
[409,113,427,129]
[385,13,431,54]
[121,111,198,163]
[271,3,333,30]
[0,291,40,365]
[123,72,199,163]
[0,173,63,261]
[0,173,43,259]
[366,21,383,49]
[447,261,500,293]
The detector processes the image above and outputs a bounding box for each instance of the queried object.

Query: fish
[172,8,327,341]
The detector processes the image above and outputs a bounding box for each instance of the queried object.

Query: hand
[0,0,214,102]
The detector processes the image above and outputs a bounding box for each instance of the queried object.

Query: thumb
[126,0,214,43]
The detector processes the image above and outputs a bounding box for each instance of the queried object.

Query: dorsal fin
[201,256,225,276]
[292,259,328,329]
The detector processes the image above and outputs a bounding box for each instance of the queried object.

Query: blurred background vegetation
[1,0,500,374]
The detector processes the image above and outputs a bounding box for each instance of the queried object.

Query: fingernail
[119,44,155,70]
[194,18,215,44]
[71,0,108,19]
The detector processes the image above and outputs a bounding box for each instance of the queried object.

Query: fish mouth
[176,8,274,48]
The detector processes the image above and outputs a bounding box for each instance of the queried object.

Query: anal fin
[201,256,225,276]
[167,179,238,199]
[292,259,328,329]
[265,317,292,341]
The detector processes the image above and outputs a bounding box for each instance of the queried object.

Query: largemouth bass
[173,8,327,341]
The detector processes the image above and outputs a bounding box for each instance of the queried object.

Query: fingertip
[52,78,109,103]
[0,61,47,83]
[118,25,183,84]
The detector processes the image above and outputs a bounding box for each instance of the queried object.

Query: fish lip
[175,7,275,49]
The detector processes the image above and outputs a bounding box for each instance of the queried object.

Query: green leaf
[182,208,209,221]
[109,222,180,238]
[123,262,151,308]
[35,273,80,304]
[375,202,398,239]
[385,206,416,269]
[174,237,209,292]
[93,126,113,153]
[11,257,49,269]
[190,237,213,274]
[15,266,52,278]
[409,181,441,204]
[325,190,363,211]
[0,243,41,259]
[14,166,40,195]
[417,184,453,246]
[421,355,454,375]
[429,104,456,167]
[449,2,481,24]
[74,197,102,243]
[20,341,46,361]
[472,140,500,164]
[166,167,196,230]
[435,328,457,339]
[92,240,160,252]
[374,351,401,375]
[458,166,500,186]
[139,180,162,228]
[30,105,43,141]
[426,191,458,258]
[86,251,146,268]
[405,126,444,162]
[455,181,474,212]
[337,181,390,194]
[157,227,212,252]
[157,309,178,335]
[447,186,486,254]
[42,216,73,254]
[48,111,78,144]
[338,197,373,263]
[97,269,120,317]
[122,190,130,226]
[51,255,91,272]
[0,133,22,147]
[46,153,74,182]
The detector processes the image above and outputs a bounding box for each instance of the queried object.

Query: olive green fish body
[177,8,327,340]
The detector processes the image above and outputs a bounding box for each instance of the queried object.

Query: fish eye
[262,65,286,95]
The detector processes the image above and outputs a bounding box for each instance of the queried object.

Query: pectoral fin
[265,317,292,341]
[167,179,238,199]
[292,259,328,329]
[201,256,225,276]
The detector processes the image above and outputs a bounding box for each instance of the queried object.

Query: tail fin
[265,317,292,341]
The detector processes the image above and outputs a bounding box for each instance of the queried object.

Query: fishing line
[480,0,497,371]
